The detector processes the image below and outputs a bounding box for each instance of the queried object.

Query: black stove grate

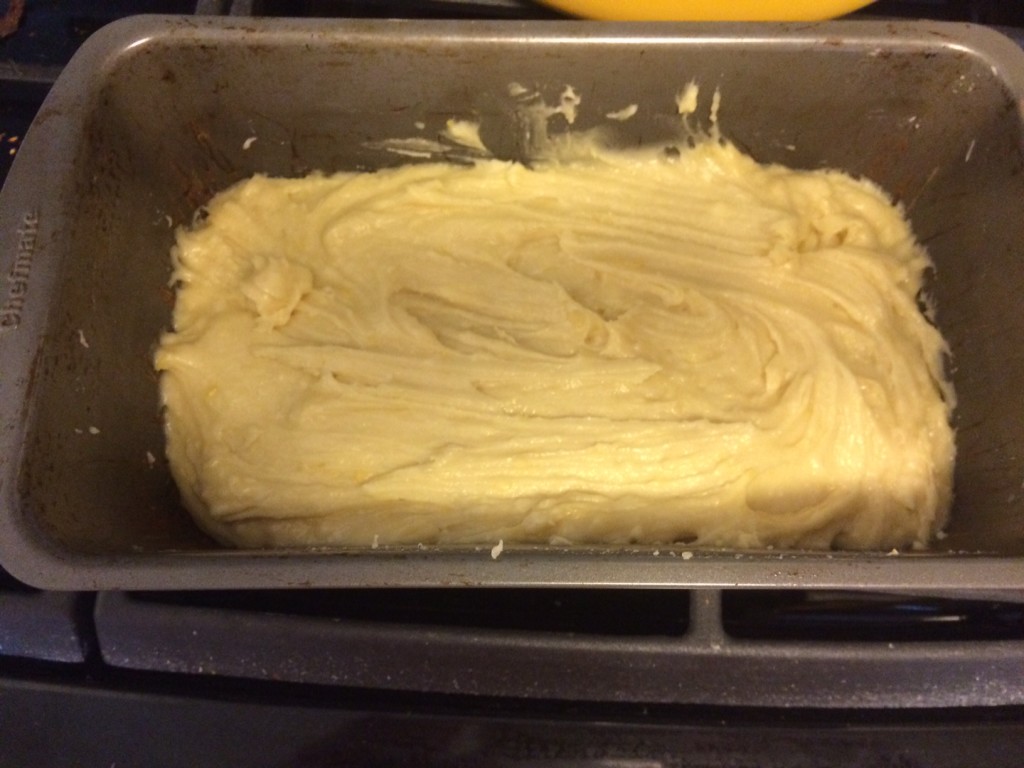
[0,0,196,66]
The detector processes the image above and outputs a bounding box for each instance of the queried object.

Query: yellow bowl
[536,0,876,21]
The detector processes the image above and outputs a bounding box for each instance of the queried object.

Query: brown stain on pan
[169,120,259,215]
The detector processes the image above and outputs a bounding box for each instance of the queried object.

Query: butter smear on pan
[155,93,955,551]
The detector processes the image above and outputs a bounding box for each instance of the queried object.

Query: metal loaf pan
[2,16,1024,590]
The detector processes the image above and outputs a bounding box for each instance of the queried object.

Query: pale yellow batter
[155,140,955,550]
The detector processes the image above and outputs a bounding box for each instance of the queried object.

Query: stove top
[3,2,1024,765]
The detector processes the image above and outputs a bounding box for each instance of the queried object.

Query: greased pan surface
[1,17,1023,590]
